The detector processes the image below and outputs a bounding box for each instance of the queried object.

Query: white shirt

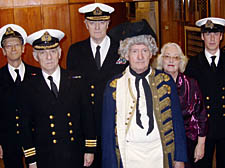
[126,69,161,143]
[8,62,25,82]
[42,66,61,91]
[205,48,220,66]
[90,35,110,66]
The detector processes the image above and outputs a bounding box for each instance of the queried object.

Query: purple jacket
[176,73,207,141]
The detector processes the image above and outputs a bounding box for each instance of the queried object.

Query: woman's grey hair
[156,42,188,73]
[118,35,158,59]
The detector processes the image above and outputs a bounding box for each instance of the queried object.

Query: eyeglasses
[163,55,180,61]
[4,43,22,50]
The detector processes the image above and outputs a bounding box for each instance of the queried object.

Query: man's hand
[29,163,38,168]
[83,153,94,167]
[0,145,3,159]
[174,161,184,168]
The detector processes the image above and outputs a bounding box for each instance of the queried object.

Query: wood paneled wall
[0,0,127,68]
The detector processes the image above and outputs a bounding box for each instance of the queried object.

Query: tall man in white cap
[20,29,96,168]
[185,17,225,168]
[67,3,128,168]
[0,24,39,168]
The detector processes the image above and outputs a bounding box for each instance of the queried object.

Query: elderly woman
[156,42,207,168]
[102,35,187,168]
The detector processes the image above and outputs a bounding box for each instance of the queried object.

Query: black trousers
[197,137,225,168]
[2,144,24,168]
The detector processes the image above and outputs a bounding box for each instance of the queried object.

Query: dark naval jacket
[67,37,128,135]
[185,50,225,139]
[20,68,96,168]
[0,64,40,148]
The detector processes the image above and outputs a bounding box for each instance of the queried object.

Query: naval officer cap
[196,17,225,33]
[27,29,65,50]
[0,24,27,48]
[79,3,114,21]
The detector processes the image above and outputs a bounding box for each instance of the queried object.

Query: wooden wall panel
[41,0,68,5]
[0,0,13,7]
[14,7,42,68]
[42,4,71,68]
[13,0,40,7]
[0,8,14,68]
[69,3,90,43]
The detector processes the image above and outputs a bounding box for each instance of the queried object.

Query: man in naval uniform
[102,32,187,168]
[0,24,39,168]
[185,17,225,168]
[20,29,96,168]
[67,3,127,168]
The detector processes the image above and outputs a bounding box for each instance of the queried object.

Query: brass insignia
[93,7,103,16]
[5,27,15,36]
[41,31,52,42]
[110,78,118,88]
[205,20,214,29]
[112,91,116,100]
[162,73,170,82]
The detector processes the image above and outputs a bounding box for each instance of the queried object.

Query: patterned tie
[48,76,58,98]
[95,45,101,70]
[130,67,154,135]
[14,69,21,86]
[211,56,216,72]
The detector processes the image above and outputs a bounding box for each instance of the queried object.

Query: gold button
[206,105,210,109]
[53,139,57,144]
[50,123,55,128]
[223,114,225,116]
[127,118,129,120]
[206,96,210,100]
[32,128,35,132]
[16,131,20,134]
[52,131,56,136]
[223,105,225,108]
[71,137,75,141]
[129,112,132,115]
[208,114,210,117]
[16,116,19,120]
[91,101,95,105]
[222,87,225,91]
[69,122,72,126]
[16,123,19,127]
[91,93,94,97]
[130,106,133,109]
[222,96,225,99]
[49,115,54,119]
[125,123,128,125]
[152,83,155,86]
[69,130,73,134]
[67,113,71,117]
[91,85,95,89]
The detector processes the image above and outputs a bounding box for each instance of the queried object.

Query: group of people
[0,2,224,168]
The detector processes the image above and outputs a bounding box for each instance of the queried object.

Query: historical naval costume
[20,29,96,168]
[102,67,187,168]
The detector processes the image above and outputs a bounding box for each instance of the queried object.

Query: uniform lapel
[2,65,14,85]
[58,68,71,100]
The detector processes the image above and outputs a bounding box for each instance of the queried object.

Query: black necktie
[211,56,216,72]
[14,69,21,86]
[48,76,58,98]
[130,67,154,135]
[95,45,101,70]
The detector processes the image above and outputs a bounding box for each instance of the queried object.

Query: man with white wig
[20,29,96,168]
[102,30,187,168]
